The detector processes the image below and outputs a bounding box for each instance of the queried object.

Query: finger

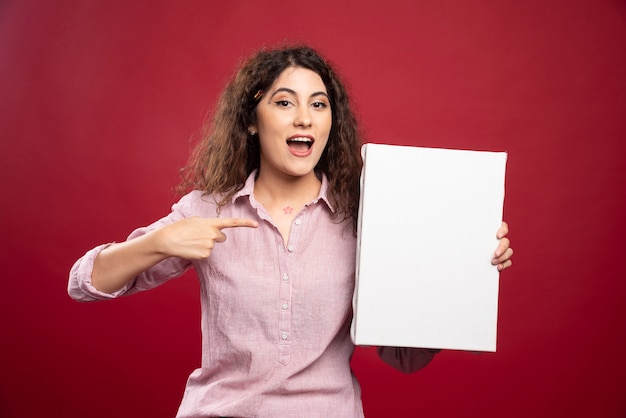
[497,259,512,272]
[214,218,259,230]
[492,247,513,265]
[496,221,509,239]
[494,237,510,257]
[493,247,513,264]
[212,231,228,243]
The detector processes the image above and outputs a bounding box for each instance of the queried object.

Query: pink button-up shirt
[69,172,436,417]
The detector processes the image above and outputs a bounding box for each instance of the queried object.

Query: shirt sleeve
[377,346,441,374]
[67,193,201,302]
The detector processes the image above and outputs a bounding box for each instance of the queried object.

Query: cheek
[317,136,330,155]
[319,113,332,135]
[259,114,290,137]
[255,107,276,130]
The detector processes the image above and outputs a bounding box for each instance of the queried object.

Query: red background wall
[1,1,625,417]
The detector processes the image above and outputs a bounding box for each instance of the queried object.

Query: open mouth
[286,137,314,153]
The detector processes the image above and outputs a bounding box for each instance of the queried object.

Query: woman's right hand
[91,216,257,294]
[155,217,258,260]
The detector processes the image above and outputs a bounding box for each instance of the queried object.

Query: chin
[283,165,318,178]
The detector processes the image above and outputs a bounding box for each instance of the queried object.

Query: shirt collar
[232,169,335,213]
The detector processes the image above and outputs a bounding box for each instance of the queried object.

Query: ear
[248,125,257,135]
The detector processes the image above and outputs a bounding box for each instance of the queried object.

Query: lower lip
[288,143,314,157]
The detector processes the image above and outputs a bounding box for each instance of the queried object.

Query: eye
[311,101,328,109]
[274,100,292,107]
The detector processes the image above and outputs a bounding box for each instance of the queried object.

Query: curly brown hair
[179,44,363,231]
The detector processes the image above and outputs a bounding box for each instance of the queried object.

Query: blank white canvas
[351,143,507,352]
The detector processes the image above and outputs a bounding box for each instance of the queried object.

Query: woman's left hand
[492,221,513,271]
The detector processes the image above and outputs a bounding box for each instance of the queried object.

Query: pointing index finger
[214,217,259,229]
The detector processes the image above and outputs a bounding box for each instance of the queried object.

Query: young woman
[69,45,513,417]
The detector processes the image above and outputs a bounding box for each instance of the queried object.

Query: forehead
[269,66,327,93]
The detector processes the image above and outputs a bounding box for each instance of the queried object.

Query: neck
[254,169,322,206]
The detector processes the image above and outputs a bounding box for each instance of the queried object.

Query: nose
[293,105,312,128]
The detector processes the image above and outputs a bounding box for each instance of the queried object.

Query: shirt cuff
[67,243,134,301]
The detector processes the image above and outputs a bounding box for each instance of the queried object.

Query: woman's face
[251,66,332,181]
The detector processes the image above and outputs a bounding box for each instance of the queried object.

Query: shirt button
[282,273,289,281]
[287,245,295,252]
[282,303,288,310]
[281,333,288,340]
[294,219,302,226]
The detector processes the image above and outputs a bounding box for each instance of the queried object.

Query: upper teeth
[289,137,312,142]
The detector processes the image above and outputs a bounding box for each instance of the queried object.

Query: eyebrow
[269,87,330,100]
